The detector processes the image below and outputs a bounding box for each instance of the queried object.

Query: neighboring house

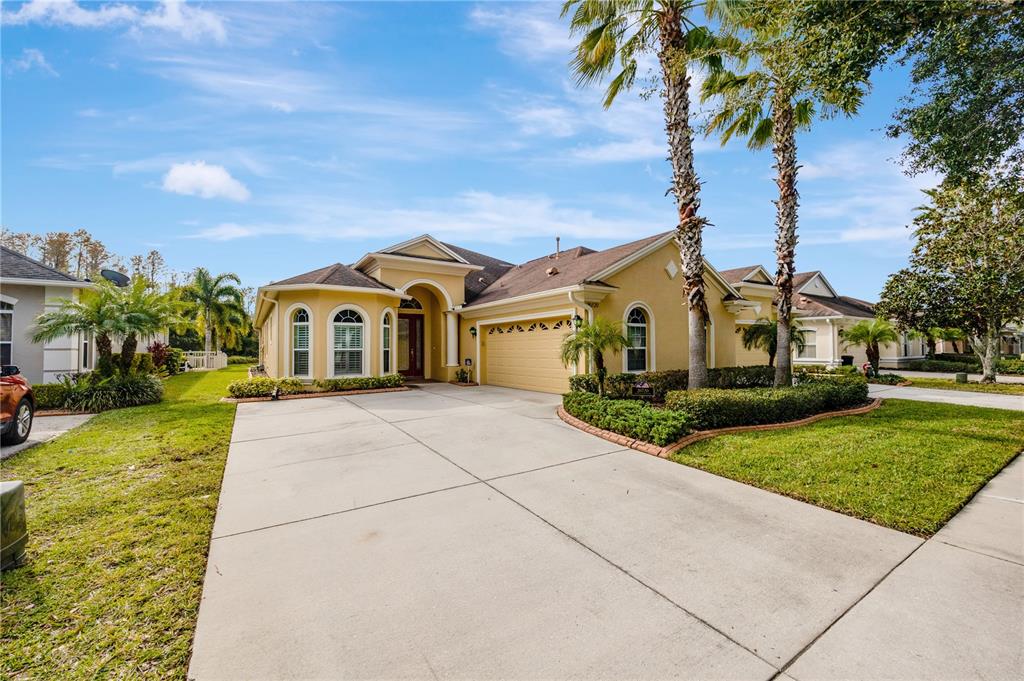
[254,232,756,393]
[720,266,925,369]
[1,246,92,383]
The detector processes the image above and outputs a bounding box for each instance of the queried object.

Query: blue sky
[1,1,935,300]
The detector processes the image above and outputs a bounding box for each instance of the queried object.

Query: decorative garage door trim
[475,308,576,385]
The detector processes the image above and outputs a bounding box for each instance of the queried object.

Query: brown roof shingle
[269,263,393,290]
[467,232,672,306]
[718,265,764,284]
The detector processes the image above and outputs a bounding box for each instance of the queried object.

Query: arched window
[332,309,364,376]
[399,297,422,310]
[626,307,648,372]
[291,308,310,377]
[382,312,393,374]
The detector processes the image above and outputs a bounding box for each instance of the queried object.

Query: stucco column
[445,311,458,367]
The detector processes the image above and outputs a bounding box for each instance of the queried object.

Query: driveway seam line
[775,538,927,676]
[210,480,483,541]
[482,449,629,482]
[374,411,780,673]
[934,539,1024,567]
[230,420,380,444]
[226,440,417,475]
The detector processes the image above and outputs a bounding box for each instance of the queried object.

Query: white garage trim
[474,308,575,384]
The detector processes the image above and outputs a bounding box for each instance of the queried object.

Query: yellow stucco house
[253,232,761,393]
[720,266,926,369]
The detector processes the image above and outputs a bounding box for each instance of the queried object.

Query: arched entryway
[397,281,453,380]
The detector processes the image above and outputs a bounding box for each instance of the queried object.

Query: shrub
[32,383,70,410]
[454,368,472,383]
[163,347,185,376]
[869,373,905,385]
[638,369,689,400]
[934,353,980,365]
[997,358,1024,375]
[706,365,774,389]
[227,355,259,365]
[226,377,278,398]
[314,374,405,392]
[568,373,599,394]
[604,372,638,399]
[664,379,868,430]
[147,341,171,370]
[276,378,305,395]
[62,373,164,412]
[562,392,691,446]
[131,352,156,375]
[905,359,977,373]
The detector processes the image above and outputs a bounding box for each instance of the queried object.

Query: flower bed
[561,391,690,446]
[225,374,405,399]
[568,365,775,400]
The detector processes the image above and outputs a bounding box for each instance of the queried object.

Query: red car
[1,366,34,446]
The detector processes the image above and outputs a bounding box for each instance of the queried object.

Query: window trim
[327,304,371,378]
[622,302,655,373]
[381,308,396,375]
[0,300,13,367]
[286,303,313,379]
[797,327,817,359]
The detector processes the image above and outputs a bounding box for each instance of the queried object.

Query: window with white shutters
[292,308,310,376]
[626,307,648,372]
[333,309,364,375]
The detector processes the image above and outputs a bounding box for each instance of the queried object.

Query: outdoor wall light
[572,314,584,329]
[469,326,477,337]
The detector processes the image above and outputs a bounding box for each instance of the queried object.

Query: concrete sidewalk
[789,455,1024,680]
[868,383,1024,410]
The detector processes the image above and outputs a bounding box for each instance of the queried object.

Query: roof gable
[795,271,838,298]
[268,262,392,290]
[380,234,467,263]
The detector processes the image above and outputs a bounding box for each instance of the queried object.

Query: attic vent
[546,266,559,276]
[478,277,487,285]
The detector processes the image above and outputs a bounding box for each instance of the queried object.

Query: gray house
[1,246,91,384]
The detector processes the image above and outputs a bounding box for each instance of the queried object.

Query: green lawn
[671,399,1024,536]
[905,376,1024,395]
[1,365,246,679]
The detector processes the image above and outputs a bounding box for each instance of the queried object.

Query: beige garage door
[484,317,574,393]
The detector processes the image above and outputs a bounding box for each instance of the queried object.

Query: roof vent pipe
[555,236,560,259]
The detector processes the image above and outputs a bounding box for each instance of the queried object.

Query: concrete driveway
[191,384,956,680]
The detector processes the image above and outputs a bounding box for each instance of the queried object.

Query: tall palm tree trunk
[658,8,709,389]
[204,306,212,356]
[119,332,138,374]
[772,92,799,387]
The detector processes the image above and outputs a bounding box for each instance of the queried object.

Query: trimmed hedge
[562,391,691,446]
[569,366,774,400]
[314,374,404,391]
[868,373,905,385]
[998,358,1024,375]
[227,355,259,365]
[32,383,70,410]
[226,374,405,398]
[905,359,977,373]
[664,379,869,431]
[934,353,979,365]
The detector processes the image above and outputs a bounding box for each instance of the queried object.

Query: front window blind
[382,314,392,373]
[292,309,310,376]
[333,309,364,375]
[626,307,648,372]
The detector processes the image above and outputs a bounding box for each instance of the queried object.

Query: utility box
[955,372,968,384]
[1,481,28,571]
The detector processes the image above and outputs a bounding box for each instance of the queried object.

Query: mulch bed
[221,386,411,403]
[447,381,480,387]
[557,398,884,458]
[35,409,93,417]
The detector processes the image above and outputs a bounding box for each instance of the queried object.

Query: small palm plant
[841,318,899,374]
[31,281,123,376]
[560,317,631,397]
[178,268,247,356]
[115,277,182,374]
[737,318,806,367]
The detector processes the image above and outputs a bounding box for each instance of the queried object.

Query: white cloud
[468,3,574,62]
[188,190,669,243]
[162,161,250,201]
[2,0,226,43]
[509,104,576,137]
[4,48,58,76]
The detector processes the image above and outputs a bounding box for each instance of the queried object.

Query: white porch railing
[182,351,228,371]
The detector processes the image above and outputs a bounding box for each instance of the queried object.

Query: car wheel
[1,399,33,446]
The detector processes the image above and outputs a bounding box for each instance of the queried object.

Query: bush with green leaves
[276,378,305,395]
[905,359,978,373]
[569,366,773,400]
[131,352,156,375]
[227,355,259,365]
[454,368,472,383]
[60,372,164,412]
[868,373,905,385]
[664,379,869,431]
[997,358,1024,375]
[934,353,979,365]
[314,374,405,392]
[226,377,278,398]
[163,347,186,376]
[32,383,70,410]
[562,391,691,446]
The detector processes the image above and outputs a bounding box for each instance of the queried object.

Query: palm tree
[560,317,631,397]
[178,268,246,357]
[31,281,123,376]
[737,318,806,367]
[841,318,899,374]
[563,0,722,389]
[115,277,181,374]
[701,1,864,388]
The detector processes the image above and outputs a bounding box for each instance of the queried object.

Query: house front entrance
[398,314,423,378]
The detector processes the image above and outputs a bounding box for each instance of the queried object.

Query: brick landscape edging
[557,398,883,459]
[221,386,411,403]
